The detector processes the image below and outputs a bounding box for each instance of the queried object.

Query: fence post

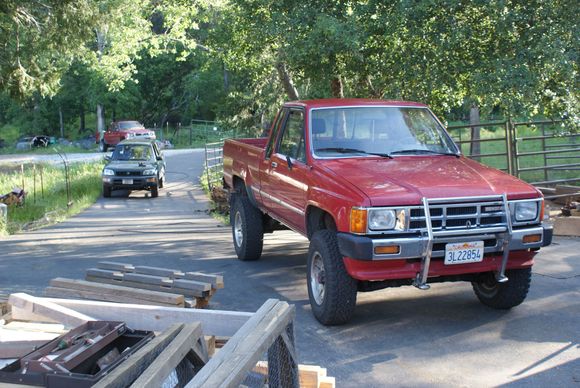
[541,124,548,182]
[505,119,515,176]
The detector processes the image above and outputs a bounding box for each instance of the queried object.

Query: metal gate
[447,119,580,193]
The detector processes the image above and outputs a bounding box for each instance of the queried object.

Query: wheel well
[232,176,246,196]
[306,206,337,239]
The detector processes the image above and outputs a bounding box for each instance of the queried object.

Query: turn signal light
[523,234,542,243]
[350,208,367,234]
[540,201,545,221]
[374,245,400,255]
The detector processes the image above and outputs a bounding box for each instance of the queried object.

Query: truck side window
[278,109,306,163]
[266,109,286,159]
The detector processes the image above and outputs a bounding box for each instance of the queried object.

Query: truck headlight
[125,132,135,138]
[368,209,396,230]
[513,201,538,222]
[368,209,407,231]
[142,169,156,176]
[103,168,115,176]
[149,131,156,139]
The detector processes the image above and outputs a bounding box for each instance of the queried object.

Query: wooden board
[8,293,94,328]
[93,324,184,388]
[554,216,580,236]
[130,323,203,388]
[44,287,184,307]
[85,274,210,298]
[48,278,185,305]
[11,297,253,336]
[186,299,296,388]
[96,262,224,289]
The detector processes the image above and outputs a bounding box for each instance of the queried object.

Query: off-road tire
[231,195,264,261]
[472,268,532,309]
[307,230,358,325]
[103,186,111,198]
[99,140,108,152]
[151,186,159,198]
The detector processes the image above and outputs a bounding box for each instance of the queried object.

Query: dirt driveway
[1,149,578,387]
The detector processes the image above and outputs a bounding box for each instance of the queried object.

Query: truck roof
[285,98,427,109]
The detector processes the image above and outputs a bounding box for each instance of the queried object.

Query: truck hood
[317,156,541,206]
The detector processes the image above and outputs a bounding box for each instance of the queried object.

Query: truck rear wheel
[472,268,532,309]
[231,196,263,261]
[307,230,357,325]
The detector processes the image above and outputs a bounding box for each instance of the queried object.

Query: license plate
[122,179,133,185]
[444,241,484,265]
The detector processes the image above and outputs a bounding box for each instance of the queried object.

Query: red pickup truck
[223,99,553,325]
[96,120,156,152]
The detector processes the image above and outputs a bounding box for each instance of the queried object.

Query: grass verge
[0,161,104,234]
[200,167,230,225]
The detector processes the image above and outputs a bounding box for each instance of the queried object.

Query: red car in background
[96,120,156,152]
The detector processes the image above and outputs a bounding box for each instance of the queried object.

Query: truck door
[268,108,308,231]
[258,109,287,212]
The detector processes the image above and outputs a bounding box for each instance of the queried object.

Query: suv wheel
[307,230,357,325]
[231,195,263,261]
[103,186,111,198]
[472,268,532,309]
[99,140,108,152]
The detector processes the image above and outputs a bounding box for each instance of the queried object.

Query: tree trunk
[96,28,107,134]
[469,104,481,161]
[276,62,299,100]
[59,107,64,138]
[330,76,344,98]
[79,102,86,133]
[97,104,105,133]
[223,64,229,92]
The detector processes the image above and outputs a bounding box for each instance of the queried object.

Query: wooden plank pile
[254,361,336,388]
[44,261,224,308]
[2,294,309,387]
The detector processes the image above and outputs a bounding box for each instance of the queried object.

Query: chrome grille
[409,199,507,231]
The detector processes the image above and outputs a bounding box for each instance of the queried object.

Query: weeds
[0,161,104,234]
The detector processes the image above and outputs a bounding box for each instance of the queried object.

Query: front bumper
[338,224,552,261]
[102,176,158,190]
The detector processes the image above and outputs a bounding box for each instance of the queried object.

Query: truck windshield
[310,107,458,158]
[118,121,144,129]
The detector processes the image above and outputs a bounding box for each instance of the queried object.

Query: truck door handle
[271,162,278,168]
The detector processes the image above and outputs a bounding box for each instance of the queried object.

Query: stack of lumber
[44,261,224,308]
[254,361,336,388]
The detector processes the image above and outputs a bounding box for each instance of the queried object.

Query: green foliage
[0,0,578,146]
[0,161,104,233]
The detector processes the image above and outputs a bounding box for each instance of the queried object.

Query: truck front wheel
[307,230,357,325]
[231,196,264,261]
[472,268,532,309]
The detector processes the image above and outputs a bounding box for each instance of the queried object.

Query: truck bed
[223,137,268,191]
